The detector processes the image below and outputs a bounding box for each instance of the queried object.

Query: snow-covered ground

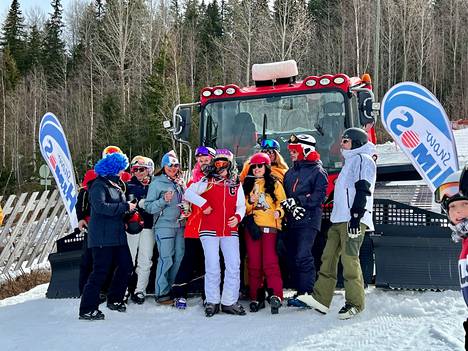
[0,284,465,351]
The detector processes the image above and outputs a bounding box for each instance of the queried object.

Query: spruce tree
[42,0,66,87]
[1,0,27,74]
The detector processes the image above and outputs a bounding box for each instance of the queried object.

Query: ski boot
[107,301,126,312]
[131,292,145,305]
[249,300,266,313]
[221,302,246,316]
[174,297,187,310]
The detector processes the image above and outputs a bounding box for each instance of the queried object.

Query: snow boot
[107,301,126,312]
[131,292,145,305]
[338,303,360,320]
[221,302,246,316]
[297,293,329,314]
[269,295,282,315]
[174,297,187,310]
[79,309,105,321]
[249,300,266,313]
[205,303,220,317]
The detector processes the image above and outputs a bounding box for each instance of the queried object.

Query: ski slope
[0,284,465,351]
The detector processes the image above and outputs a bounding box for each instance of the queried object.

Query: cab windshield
[201,91,349,171]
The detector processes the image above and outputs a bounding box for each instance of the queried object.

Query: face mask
[449,218,468,242]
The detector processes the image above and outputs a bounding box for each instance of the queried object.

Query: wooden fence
[0,190,70,277]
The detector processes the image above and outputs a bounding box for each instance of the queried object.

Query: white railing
[0,190,69,277]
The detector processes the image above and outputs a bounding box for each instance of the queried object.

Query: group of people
[77,127,379,321]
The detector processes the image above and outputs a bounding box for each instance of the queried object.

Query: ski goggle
[214,160,229,169]
[260,139,279,150]
[434,181,460,204]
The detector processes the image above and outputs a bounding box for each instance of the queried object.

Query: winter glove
[281,198,299,212]
[291,206,306,221]
[347,216,361,238]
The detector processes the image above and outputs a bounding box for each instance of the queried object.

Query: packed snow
[0,283,466,350]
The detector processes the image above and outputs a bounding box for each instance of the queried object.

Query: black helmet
[434,168,468,217]
[342,128,368,150]
[125,211,144,235]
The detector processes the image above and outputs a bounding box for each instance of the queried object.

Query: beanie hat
[161,150,180,168]
[94,152,129,176]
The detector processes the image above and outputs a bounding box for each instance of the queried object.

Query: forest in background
[0,0,467,194]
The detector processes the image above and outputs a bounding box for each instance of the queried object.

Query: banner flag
[39,112,78,229]
[381,82,459,192]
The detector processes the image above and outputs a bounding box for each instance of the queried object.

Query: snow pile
[0,284,465,351]
[377,128,468,166]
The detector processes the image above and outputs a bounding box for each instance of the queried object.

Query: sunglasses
[434,181,460,204]
[133,167,148,173]
[167,164,180,168]
[214,160,229,168]
[341,139,351,144]
[251,164,265,169]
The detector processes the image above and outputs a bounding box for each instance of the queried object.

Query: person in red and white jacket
[434,166,468,343]
[184,149,246,317]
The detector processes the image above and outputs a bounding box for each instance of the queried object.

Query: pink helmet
[250,152,271,166]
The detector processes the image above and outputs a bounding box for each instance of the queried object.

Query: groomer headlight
[213,88,224,96]
[225,87,236,95]
[202,90,212,97]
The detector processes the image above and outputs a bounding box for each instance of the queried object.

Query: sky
[0,0,74,23]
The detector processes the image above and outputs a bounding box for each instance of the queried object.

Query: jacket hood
[342,142,376,160]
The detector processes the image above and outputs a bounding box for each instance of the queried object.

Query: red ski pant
[245,229,283,300]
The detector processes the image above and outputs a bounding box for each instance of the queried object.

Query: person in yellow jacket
[242,152,287,314]
[239,139,288,183]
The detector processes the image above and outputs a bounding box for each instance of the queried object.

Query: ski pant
[171,238,205,299]
[79,245,133,314]
[313,222,367,311]
[286,226,318,295]
[201,235,240,306]
[127,228,155,294]
[154,227,185,297]
[245,228,283,300]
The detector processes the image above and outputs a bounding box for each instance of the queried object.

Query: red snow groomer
[167,60,377,190]
[166,60,459,292]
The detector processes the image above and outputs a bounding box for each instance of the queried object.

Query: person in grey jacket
[298,127,376,320]
[143,151,185,304]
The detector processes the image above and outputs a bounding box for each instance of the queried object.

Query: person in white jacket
[298,127,376,320]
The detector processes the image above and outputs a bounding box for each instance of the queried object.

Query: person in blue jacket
[143,150,186,304]
[79,152,136,320]
[281,134,328,307]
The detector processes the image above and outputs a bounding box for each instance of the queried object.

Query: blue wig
[94,152,129,176]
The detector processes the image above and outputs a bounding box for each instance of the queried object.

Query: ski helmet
[160,150,180,168]
[195,146,216,157]
[260,139,280,151]
[341,128,368,150]
[131,155,155,174]
[287,134,316,158]
[250,152,271,166]
[125,211,144,235]
[434,169,468,217]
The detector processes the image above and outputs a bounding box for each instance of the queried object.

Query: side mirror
[174,106,192,141]
[357,91,376,126]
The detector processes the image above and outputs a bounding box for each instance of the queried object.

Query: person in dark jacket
[281,134,328,307]
[125,155,155,305]
[79,152,136,321]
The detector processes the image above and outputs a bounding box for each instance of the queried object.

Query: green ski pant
[313,222,367,311]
